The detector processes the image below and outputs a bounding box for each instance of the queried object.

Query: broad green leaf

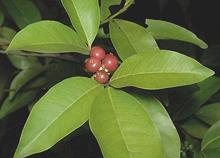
[0,77,45,120]
[0,9,4,26]
[110,19,159,60]
[90,88,165,158]
[134,95,180,158]
[173,76,220,120]
[61,0,100,47]
[100,0,121,21]
[194,152,206,158]
[203,149,220,158]
[7,21,88,54]
[196,103,220,125]
[0,27,16,46]
[146,19,208,49]
[2,0,41,29]
[0,27,41,70]
[202,120,220,151]
[8,54,41,70]
[14,77,103,158]
[181,118,209,139]
[110,50,214,90]
[9,66,44,100]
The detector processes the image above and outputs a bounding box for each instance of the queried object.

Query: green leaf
[7,21,88,54]
[90,88,165,158]
[173,76,220,120]
[61,0,100,47]
[8,54,41,70]
[110,19,159,60]
[0,28,41,70]
[14,77,103,158]
[2,0,41,29]
[196,103,220,125]
[203,149,220,158]
[125,0,135,6]
[101,0,134,24]
[146,19,208,49]
[100,0,121,21]
[0,27,16,46]
[0,77,45,120]
[0,9,4,26]
[134,95,180,158]
[9,66,44,100]
[110,50,214,90]
[181,118,209,139]
[202,120,220,151]
[194,152,206,158]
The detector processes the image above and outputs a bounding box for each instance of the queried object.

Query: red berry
[90,46,106,60]
[85,57,101,73]
[102,54,119,72]
[94,71,109,84]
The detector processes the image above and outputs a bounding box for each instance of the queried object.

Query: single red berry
[90,46,106,60]
[102,53,119,72]
[94,71,109,84]
[85,57,101,73]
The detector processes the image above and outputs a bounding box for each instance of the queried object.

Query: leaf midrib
[147,20,207,48]
[70,0,89,45]
[10,42,87,50]
[202,135,220,151]
[19,84,100,155]
[107,88,133,158]
[111,71,208,84]
[113,21,139,54]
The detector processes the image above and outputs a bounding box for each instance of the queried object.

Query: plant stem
[101,1,135,25]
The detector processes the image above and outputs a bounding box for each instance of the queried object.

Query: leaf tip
[200,40,209,49]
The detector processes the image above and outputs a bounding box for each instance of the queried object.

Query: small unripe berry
[102,54,119,72]
[90,46,106,60]
[94,71,109,84]
[85,57,101,73]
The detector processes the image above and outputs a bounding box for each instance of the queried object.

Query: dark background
[122,0,220,45]
[0,0,220,157]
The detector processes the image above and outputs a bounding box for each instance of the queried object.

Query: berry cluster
[85,46,119,84]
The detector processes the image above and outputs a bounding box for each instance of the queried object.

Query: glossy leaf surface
[110,19,159,60]
[110,50,214,90]
[14,77,103,158]
[7,21,88,54]
[61,0,100,47]
[90,88,165,158]
[146,19,208,49]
